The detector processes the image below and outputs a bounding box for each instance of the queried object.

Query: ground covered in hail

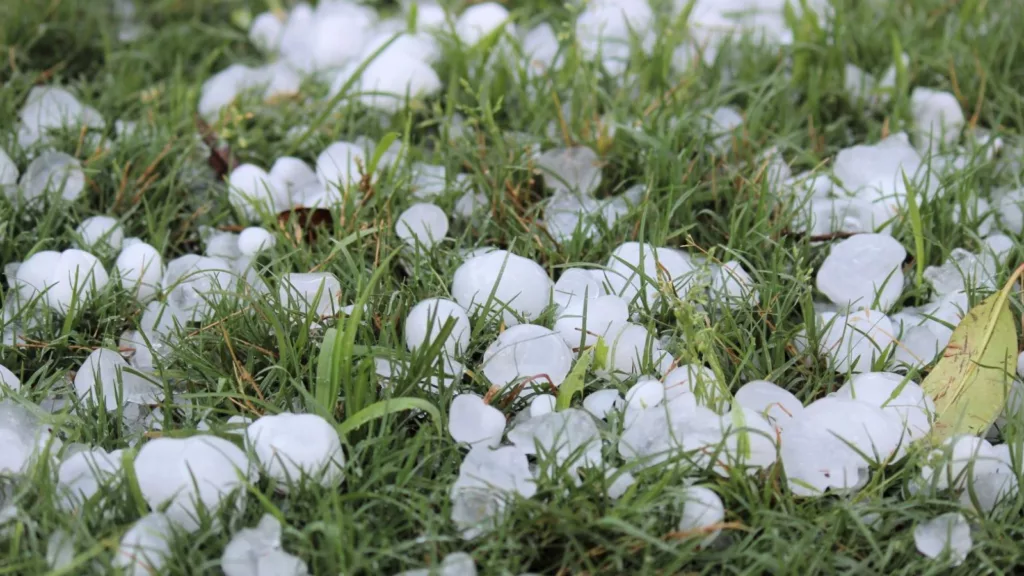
[2,0,1024,574]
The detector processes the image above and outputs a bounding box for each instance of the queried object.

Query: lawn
[2,0,1024,574]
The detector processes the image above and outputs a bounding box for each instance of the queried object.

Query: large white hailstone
[508,408,602,470]
[161,255,235,319]
[238,227,276,256]
[553,268,605,310]
[74,348,162,411]
[316,141,367,197]
[911,88,965,151]
[0,399,61,475]
[17,86,104,148]
[833,132,937,200]
[833,372,934,444]
[582,389,623,420]
[279,272,343,317]
[114,513,174,576]
[575,0,654,75]
[451,250,552,325]
[600,242,695,305]
[624,378,665,418]
[75,215,124,253]
[677,486,725,547]
[309,5,375,71]
[717,408,778,473]
[15,249,109,313]
[245,412,345,489]
[135,435,255,531]
[521,23,562,76]
[702,106,743,152]
[15,151,86,204]
[405,298,471,355]
[448,394,505,448]
[57,447,124,509]
[115,241,164,302]
[228,164,281,219]
[603,322,673,378]
[452,445,535,498]
[269,157,319,210]
[335,52,442,113]
[535,147,602,195]
[455,2,510,45]
[618,401,723,469]
[818,309,895,374]
[482,324,573,391]
[914,513,971,566]
[198,64,270,118]
[396,203,448,249]
[222,514,309,576]
[0,365,21,395]
[781,397,902,497]
[202,229,242,261]
[923,248,996,296]
[816,234,906,311]
[554,294,628,349]
[395,552,477,576]
[734,380,802,429]
[0,146,20,192]
[249,11,284,52]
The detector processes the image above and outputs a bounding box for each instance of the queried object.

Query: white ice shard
[507,408,602,470]
[162,255,235,319]
[15,151,86,205]
[536,147,601,195]
[816,234,906,311]
[279,272,343,317]
[482,324,573,391]
[222,514,309,576]
[57,446,124,509]
[449,394,506,448]
[553,294,628,349]
[245,412,345,490]
[677,485,725,547]
[914,512,971,566]
[0,399,61,476]
[114,513,174,576]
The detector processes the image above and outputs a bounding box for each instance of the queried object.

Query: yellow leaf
[921,282,1018,444]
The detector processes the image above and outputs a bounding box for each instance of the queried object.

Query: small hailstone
[600,242,695,305]
[341,52,442,113]
[482,324,573,390]
[405,298,471,356]
[718,408,778,473]
[554,294,629,349]
[57,446,124,509]
[15,249,109,313]
[47,529,74,571]
[222,514,309,576]
[395,552,477,576]
[507,408,602,470]
[923,248,996,295]
[911,88,965,151]
[396,203,448,249]
[0,399,61,475]
[711,260,757,308]
[535,147,601,195]
[983,234,1013,266]
[582,389,623,419]
[816,234,906,311]
[677,486,725,547]
[455,2,510,45]
[238,227,276,256]
[575,0,653,74]
[781,397,901,496]
[454,190,488,218]
[914,513,971,566]
[245,412,345,489]
[703,107,743,152]
[15,151,86,204]
[915,436,1009,494]
[114,513,174,576]
[0,365,21,395]
[452,445,536,498]
[269,157,319,210]
[521,23,562,75]
[818,309,896,374]
[115,242,165,303]
[279,272,342,317]
[228,164,282,220]
[529,394,556,418]
[75,215,124,252]
[553,268,605,310]
[134,435,255,532]
[449,394,505,448]
[316,141,367,196]
[606,469,635,499]
[892,326,942,370]
[734,380,802,429]
[0,146,18,191]
[17,86,105,148]
[162,255,235,319]
[625,379,665,412]
[249,12,284,52]
[451,250,552,325]
[603,322,672,378]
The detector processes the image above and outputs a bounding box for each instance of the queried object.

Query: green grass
[2,0,1024,574]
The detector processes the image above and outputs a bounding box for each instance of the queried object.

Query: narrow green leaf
[367,132,399,175]
[921,279,1018,443]
[339,397,442,436]
[120,449,150,517]
[315,327,344,419]
[902,171,926,286]
[556,347,593,411]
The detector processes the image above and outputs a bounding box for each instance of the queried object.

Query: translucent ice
[482,324,573,391]
[816,234,906,311]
